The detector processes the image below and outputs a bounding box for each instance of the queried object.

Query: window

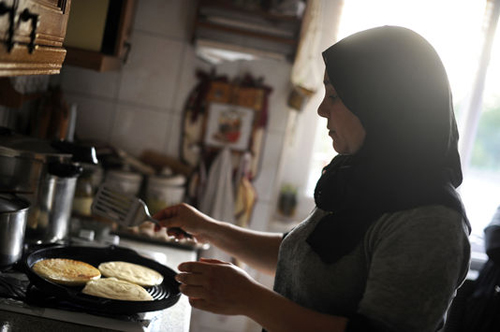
[306,0,500,246]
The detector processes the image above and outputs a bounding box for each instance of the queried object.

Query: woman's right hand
[152,203,216,243]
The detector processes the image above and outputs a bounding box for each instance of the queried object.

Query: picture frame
[203,103,255,151]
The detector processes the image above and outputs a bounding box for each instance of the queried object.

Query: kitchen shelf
[64,46,123,71]
[195,20,298,45]
[193,0,304,63]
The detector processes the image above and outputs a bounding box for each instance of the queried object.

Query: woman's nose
[317,99,328,118]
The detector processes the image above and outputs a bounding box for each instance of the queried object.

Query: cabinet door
[15,0,71,47]
[0,0,71,76]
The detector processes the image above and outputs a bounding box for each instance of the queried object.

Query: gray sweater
[274,205,470,332]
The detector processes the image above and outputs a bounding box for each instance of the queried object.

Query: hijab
[306,26,470,264]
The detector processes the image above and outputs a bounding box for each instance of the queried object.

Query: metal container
[0,194,30,268]
[24,163,81,244]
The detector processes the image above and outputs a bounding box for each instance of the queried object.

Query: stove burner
[0,262,29,300]
[0,272,28,300]
[24,284,144,321]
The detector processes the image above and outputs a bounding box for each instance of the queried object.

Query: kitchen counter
[0,238,199,332]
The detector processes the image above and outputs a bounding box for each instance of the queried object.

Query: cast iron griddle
[23,245,181,314]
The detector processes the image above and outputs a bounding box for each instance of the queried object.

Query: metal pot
[0,194,30,268]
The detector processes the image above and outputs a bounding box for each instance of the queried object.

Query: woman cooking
[153,26,471,332]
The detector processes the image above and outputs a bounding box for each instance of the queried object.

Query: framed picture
[204,103,255,151]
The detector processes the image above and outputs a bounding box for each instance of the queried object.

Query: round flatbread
[82,277,153,301]
[98,261,163,287]
[32,258,101,286]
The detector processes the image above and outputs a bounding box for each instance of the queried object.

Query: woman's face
[317,72,366,155]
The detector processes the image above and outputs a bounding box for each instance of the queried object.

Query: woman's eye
[329,95,338,101]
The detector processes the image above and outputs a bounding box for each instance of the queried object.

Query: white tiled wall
[54,1,295,331]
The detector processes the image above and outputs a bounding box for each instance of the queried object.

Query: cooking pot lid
[0,127,72,162]
[0,194,30,213]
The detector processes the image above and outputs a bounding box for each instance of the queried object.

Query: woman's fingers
[175,259,259,316]
[178,284,207,298]
[176,272,207,286]
[178,259,221,272]
[199,257,227,264]
[151,204,178,220]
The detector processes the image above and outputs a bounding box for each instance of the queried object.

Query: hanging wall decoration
[204,103,255,151]
[180,70,272,181]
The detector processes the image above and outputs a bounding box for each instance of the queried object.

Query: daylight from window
[307,0,500,243]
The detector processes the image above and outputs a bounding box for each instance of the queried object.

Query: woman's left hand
[176,258,262,315]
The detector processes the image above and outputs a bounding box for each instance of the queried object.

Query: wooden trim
[64,46,122,71]
[0,44,66,76]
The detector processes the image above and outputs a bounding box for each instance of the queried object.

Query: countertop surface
[0,237,199,332]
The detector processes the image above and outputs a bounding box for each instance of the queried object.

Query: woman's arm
[153,203,282,275]
[176,258,348,332]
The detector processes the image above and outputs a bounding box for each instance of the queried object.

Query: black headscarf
[306,26,470,264]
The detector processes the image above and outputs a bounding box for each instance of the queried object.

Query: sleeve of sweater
[356,206,470,332]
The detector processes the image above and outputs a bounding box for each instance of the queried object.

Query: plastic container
[104,170,142,196]
[146,175,186,215]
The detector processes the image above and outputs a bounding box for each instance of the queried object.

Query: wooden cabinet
[63,0,136,72]
[0,0,71,76]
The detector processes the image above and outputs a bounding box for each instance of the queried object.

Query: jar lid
[148,174,186,187]
[0,127,71,162]
[106,169,142,182]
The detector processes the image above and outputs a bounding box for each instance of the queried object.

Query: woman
[153,26,471,332]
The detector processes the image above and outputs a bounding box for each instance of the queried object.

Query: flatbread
[98,261,163,287]
[82,277,153,301]
[32,258,101,286]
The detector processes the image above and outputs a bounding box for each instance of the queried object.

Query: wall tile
[64,93,116,142]
[239,60,292,134]
[59,65,121,99]
[163,113,182,157]
[253,130,285,202]
[134,0,197,40]
[172,44,244,114]
[118,32,184,110]
[110,104,171,157]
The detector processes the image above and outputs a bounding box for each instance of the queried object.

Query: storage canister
[104,169,142,196]
[146,174,186,215]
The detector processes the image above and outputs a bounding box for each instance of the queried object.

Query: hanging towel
[199,148,235,223]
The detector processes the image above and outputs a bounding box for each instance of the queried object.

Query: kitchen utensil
[91,185,192,239]
[24,245,181,314]
[0,194,30,268]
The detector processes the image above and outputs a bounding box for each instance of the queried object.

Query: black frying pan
[23,245,181,314]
